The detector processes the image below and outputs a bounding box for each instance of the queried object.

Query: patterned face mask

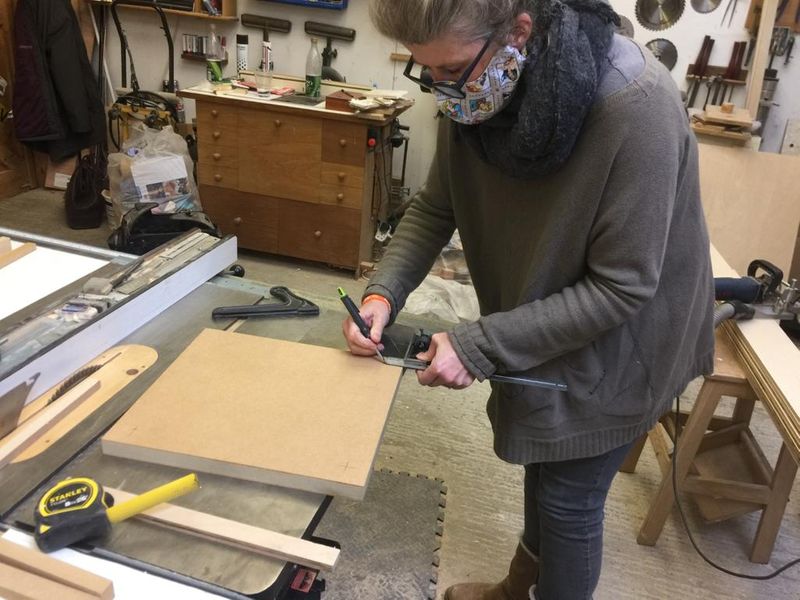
[434,45,527,125]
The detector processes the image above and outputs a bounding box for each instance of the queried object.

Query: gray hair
[369,0,532,45]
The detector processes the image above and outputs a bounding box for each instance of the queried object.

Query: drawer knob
[336,193,345,202]
[337,172,346,181]
[214,174,222,182]
[211,109,219,117]
[339,138,347,147]
[274,119,282,127]
[212,131,221,139]
[233,217,242,226]
[212,152,221,161]
[314,230,322,239]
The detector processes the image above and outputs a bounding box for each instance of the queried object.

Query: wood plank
[106,488,339,571]
[0,562,98,599]
[703,105,754,128]
[0,242,36,269]
[745,0,780,118]
[0,538,113,599]
[700,144,800,274]
[0,236,10,253]
[0,379,100,469]
[711,244,800,462]
[102,329,401,500]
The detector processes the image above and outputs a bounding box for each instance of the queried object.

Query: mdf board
[698,143,800,275]
[102,329,401,500]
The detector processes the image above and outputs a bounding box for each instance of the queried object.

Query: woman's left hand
[416,332,476,389]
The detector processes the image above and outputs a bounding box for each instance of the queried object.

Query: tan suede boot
[443,540,539,600]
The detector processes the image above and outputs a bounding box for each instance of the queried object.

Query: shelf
[181,52,228,65]
[89,0,238,22]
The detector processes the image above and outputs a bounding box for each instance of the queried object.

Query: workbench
[180,78,412,275]
[0,230,408,598]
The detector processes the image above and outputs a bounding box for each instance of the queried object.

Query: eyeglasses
[403,37,494,99]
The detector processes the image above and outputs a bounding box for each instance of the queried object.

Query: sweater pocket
[595,324,654,417]
[495,343,605,430]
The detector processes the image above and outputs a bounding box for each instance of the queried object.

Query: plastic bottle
[305,38,322,98]
[206,24,223,82]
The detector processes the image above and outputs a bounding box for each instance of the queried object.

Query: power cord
[672,394,800,579]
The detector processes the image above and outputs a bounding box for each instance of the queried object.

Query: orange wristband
[362,294,391,312]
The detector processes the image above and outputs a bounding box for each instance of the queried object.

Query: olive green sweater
[365,47,715,464]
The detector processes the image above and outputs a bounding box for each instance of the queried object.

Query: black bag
[107,203,221,255]
[64,150,107,229]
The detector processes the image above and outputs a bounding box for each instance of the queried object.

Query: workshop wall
[102,0,797,196]
[101,0,440,195]
[612,0,799,152]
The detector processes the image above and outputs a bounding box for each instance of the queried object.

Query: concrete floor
[3,190,800,599]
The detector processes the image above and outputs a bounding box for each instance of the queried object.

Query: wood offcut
[0,241,36,269]
[106,488,340,571]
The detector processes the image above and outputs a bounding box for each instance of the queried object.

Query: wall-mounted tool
[636,0,685,31]
[304,21,356,82]
[686,35,715,107]
[692,0,722,13]
[258,0,348,9]
[719,0,740,26]
[616,15,635,37]
[240,14,292,71]
[646,38,679,70]
[212,286,320,319]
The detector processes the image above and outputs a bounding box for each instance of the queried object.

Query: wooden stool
[622,331,799,563]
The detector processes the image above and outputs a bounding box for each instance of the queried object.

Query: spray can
[236,34,249,73]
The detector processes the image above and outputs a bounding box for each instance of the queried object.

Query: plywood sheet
[102,329,401,500]
[699,144,800,275]
[711,244,800,462]
[0,241,107,321]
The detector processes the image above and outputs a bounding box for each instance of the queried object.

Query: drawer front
[200,185,278,252]
[278,200,360,268]
[239,107,322,149]
[322,121,367,166]
[238,107,322,202]
[318,184,362,210]
[198,164,239,189]
[198,143,239,169]
[320,163,365,191]
[196,102,237,130]
[197,121,239,147]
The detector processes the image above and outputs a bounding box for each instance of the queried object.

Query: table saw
[0,227,388,599]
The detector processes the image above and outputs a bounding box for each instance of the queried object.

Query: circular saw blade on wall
[616,15,635,38]
[636,0,685,31]
[690,0,722,13]
[645,38,678,70]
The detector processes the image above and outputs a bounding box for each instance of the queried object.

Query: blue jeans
[523,442,633,600]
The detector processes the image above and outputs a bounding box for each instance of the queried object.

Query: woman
[343,1,715,598]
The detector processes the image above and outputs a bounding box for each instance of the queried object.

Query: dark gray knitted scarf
[457,0,619,179]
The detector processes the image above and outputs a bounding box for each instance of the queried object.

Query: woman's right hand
[342,298,391,356]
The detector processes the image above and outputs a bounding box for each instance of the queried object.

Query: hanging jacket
[13,0,104,160]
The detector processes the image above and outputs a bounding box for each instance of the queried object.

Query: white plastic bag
[404,275,480,323]
[107,123,201,227]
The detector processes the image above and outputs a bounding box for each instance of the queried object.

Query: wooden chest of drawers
[182,90,399,273]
